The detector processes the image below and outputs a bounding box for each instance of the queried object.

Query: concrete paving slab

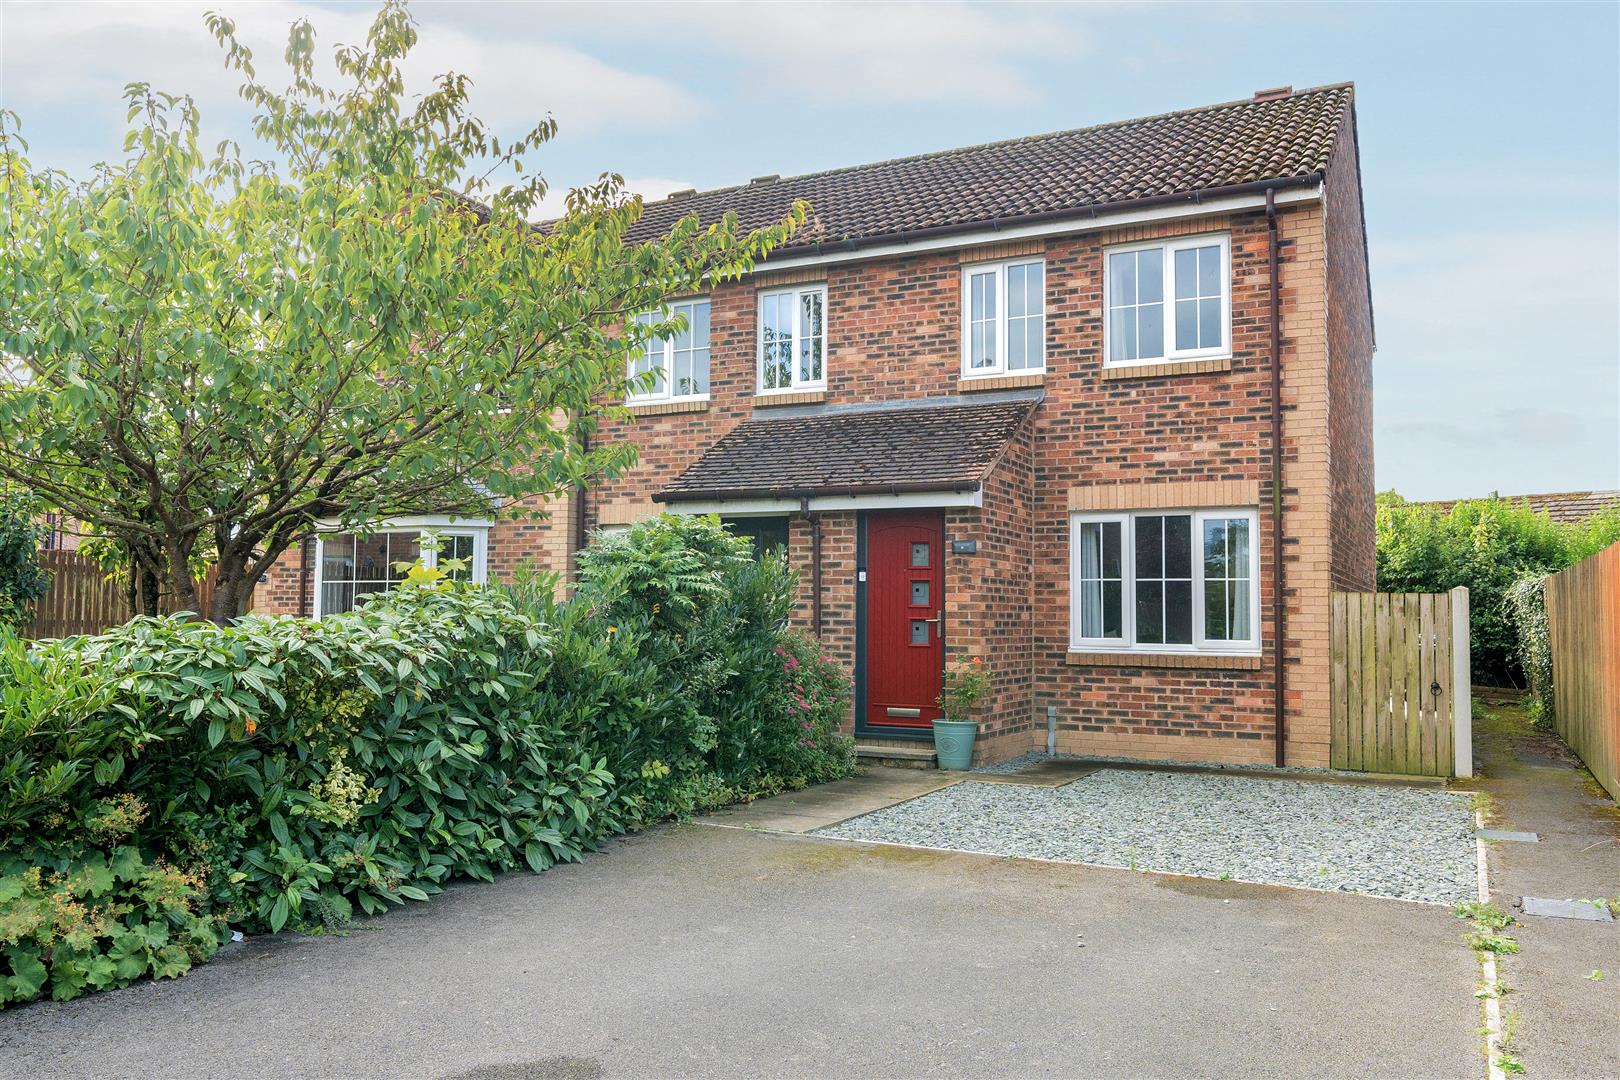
[696,765,959,833]
[1477,828,1541,843]
[969,759,1099,787]
[0,824,1484,1079]
[1522,897,1615,922]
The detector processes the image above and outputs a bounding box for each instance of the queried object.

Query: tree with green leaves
[0,2,801,623]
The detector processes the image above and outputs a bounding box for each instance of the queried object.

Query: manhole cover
[1521,897,1614,922]
[1477,829,1540,843]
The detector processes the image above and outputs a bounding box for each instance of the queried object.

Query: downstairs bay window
[313,522,489,617]
[1070,508,1259,654]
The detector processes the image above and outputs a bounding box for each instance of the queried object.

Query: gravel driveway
[813,768,1478,903]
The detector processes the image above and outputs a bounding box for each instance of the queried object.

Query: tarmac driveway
[0,818,1483,1079]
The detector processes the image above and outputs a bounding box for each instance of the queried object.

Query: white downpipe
[1452,586,1473,778]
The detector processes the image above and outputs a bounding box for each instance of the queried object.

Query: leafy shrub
[1503,574,1555,725]
[0,488,49,631]
[523,514,854,813]
[1376,493,1620,685]
[0,516,854,1006]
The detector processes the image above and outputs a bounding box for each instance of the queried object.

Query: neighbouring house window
[721,515,789,558]
[630,298,710,402]
[1104,234,1230,367]
[961,258,1045,376]
[314,526,488,617]
[758,284,825,392]
[1069,508,1258,653]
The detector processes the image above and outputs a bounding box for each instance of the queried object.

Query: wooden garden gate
[1330,587,1472,778]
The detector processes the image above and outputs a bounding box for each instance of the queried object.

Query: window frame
[1102,233,1232,369]
[959,256,1047,378]
[312,524,488,618]
[1068,507,1260,655]
[627,297,711,405]
[756,282,828,394]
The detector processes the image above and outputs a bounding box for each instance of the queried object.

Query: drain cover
[1477,829,1541,843]
[1521,897,1614,922]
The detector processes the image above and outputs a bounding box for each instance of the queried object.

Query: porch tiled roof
[624,84,1353,252]
[653,397,1037,502]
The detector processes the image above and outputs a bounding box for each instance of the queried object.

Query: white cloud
[534,0,1090,106]
[525,175,693,222]
[0,1,696,149]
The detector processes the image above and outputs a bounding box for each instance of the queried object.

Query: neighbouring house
[255,83,1376,769]
[1413,490,1620,526]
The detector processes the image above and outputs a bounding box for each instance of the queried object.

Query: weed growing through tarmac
[1453,901,1515,929]
[1585,970,1604,981]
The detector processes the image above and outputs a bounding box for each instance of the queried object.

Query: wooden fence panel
[1546,541,1620,800]
[21,552,232,639]
[1330,589,1466,777]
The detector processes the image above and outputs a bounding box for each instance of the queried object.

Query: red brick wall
[946,423,1035,760]
[253,190,1372,770]
[1324,104,1377,593]
[578,203,1352,767]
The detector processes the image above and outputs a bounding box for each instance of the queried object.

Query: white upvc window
[313,521,489,617]
[1069,507,1259,654]
[1104,233,1231,367]
[961,258,1045,376]
[629,298,710,403]
[758,283,826,392]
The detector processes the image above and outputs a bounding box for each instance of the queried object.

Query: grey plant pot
[932,718,979,771]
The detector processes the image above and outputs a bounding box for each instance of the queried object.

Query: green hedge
[0,516,852,1006]
[1376,492,1620,685]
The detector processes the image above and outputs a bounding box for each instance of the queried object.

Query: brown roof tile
[625,84,1354,253]
[654,397,1037,502]
[1416,491,1620,526]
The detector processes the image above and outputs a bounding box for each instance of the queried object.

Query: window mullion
[1123,515,1137,648]
[995,264,1008,375]
[790,288,803,388]
[1163,252,1178,361]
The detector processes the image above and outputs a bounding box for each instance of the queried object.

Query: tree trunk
[208,563,253,626]
[136,565,161,617]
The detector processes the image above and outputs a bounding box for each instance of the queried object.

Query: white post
[1451,586,1473,778]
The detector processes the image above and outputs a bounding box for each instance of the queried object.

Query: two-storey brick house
[257,83,1375,769]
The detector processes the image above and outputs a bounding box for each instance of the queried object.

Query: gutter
[654,479,982,504]
[1266,188,1288,768]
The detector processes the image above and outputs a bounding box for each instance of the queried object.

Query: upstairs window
[630,298,710,403]
[1105,234,1230,367]
[1070,508,1258,654]
[758,284,826,392]
[962,258,1045,376]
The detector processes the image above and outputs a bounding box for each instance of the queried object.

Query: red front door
[866,511,945,730]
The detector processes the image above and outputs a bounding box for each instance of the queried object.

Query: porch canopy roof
[653,395,1037,504]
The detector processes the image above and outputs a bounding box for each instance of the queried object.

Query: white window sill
[1066,648,1262,670]
[959,369,1045,381]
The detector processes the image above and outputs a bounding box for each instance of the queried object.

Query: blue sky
[3,0,1616,500]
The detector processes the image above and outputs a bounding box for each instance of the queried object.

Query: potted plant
[934,655,989,770]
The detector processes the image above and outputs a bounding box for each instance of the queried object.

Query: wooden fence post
[1451,586,1472,778]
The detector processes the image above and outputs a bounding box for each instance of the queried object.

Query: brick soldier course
[257,84,1375,769]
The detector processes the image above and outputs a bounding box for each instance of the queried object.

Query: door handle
[924,611,942,624]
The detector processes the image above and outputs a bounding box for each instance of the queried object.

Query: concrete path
[699,766,960,832]
[1466,704,1620,1078]
[1,821,1484,1078]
